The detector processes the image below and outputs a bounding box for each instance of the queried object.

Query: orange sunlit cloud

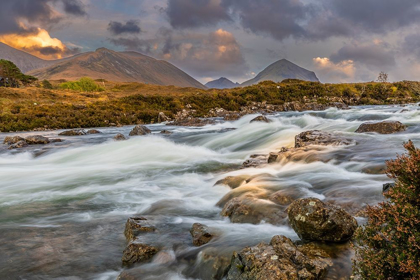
[0,28,68,60]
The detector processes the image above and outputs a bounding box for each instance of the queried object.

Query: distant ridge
[205,77,239,89]
[241,59,319,86]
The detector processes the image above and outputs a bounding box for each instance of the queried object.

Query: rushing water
[0,104,419,280]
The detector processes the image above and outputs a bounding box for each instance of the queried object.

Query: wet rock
[355,121,406,134]
[383,182,395,194]
[187,248,231,280]
[226,235,332,280]
[250,115,271,123]
[242,154,269,168]
[124,217,156,241]
[158,112,171,122]
[221,197,286,225]
[214,175,249,189]
[3,136,25,145]
[114,133,127,141]
[129,125,151,136]
[288,198,358,242]
[295,130,352,148]
[59,129,87,136]
[8,140,28,149]
[122,243,159,266]
[25,135,50,145]
[269,189,303,206]
[51,138,63,143]
[87,129,101,134]
[160,130,172,135]
[190,223,214,246]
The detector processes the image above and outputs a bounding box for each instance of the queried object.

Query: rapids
[0,104,419,279]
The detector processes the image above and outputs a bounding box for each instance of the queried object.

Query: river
[0,104,419,279]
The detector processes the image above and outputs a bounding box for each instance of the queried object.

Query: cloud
[108,20,142,35]
[62,0,87,16]
[402,33,420,59]
[313,57,355,83]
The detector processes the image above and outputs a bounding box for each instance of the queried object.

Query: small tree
[353,141,420,279]
[377,72,388,83]
[0,59,37,87]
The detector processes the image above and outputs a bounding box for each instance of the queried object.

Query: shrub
[353,141,420,279]
[0,59,37,87]
[60,77,104,92]
[41,80,53,89]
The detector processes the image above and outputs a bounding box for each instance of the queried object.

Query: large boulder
[295,130,352,148]
[288,198,357,242]
[25,135,50,145]
[355,121,406,134]
[129,125,151,136]
[124,217,156,242]
[226,235,332,280]
[122,243,159,266]
[190,223,214,246]
[59,129,87,136]
[3,136,25,145]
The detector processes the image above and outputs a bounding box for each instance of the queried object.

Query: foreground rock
[122,243,159,266]
[124,217,156,241]
[25,135,50,144]
[355,121,406,134]
[226,235,332,280]
[250,115,271,123]
[190,223,214,246]
[59,129,87,136]
[288,198,358,242]
[114,133,127,141]
[129,125,151,136]
[295,130,352,148]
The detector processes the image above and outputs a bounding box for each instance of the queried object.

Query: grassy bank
[0,79,419,132]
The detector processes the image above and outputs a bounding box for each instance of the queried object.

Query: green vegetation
[60,77,105,92]
[40,80,53,89]
[0,79,419,132]
[0,59,37,87]
[354,141,420,279]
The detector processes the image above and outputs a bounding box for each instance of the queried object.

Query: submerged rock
[288,198,358,242]
[3,136,25,145]
[59,129,87,136]
[186,248,231,280]
[8,140,28,149]
[160,130,172,135]
[25,135,50,144]
[355,121,406,134]
[226,235,332,280]
[295,130,352,148]
[122,243,159,266]
[214,175,249,189]
[190,223,214,246]
[129,125,151,136]
[124,217,156,241]
[114,133,127,141]
[87,129,101,134]
[250,115,271,123]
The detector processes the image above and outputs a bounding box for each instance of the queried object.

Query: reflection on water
[0,104,419,279]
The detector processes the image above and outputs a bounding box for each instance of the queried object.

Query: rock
[170,118,216,127]
[242,154,269,168]
[8,140,28,149]
[158,112,171,122]
[295,130,352,148]
[160,130,172,135]
[226,235,332,280]
[214,176,249,189]
[288,198,358,242]
[190,223,214,246]
[355,121,406,134]
[224,113,241,121]
[187,248,231,280]
[122,243,159,266]
[221,197,286,225]
[383,183,395,194]
[124,217,156,241]
[3,136,25,145]
[129,125,151,136]
[25,135,50,145]
[114,133,127,141]
[87,129,101,134]
[51,139,63,143]
[250,115,271,123]
[59,129,87,136]
[269,189,303,206]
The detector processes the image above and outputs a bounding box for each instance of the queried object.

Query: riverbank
[1,79,419,132]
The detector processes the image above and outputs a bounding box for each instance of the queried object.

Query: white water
[0,104,419,279]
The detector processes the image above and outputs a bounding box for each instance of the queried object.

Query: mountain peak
[205,77,239,89]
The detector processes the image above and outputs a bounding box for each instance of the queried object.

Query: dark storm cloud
[108,20,142,35]
[62,0,87,16]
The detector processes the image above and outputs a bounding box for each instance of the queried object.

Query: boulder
[288,198,357,242]
[221,197,286,225]
[3,136,25,145]
[214,175,249,189]
[242,154,269,168]
[295,130,352,148]
[87,129,101,134]
[122,243,159,266]
[250,115,271,123]
[59,129,87,136]
[124,217,156,241]
[129,125,151,136]
[355,121,406,134]
[226,235,332,280]
[114,133,127,141]
[190,223,214,246]
[25,135,50,145]
[8,140,28,149]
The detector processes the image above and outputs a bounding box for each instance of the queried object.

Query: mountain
[205,77,239,89]
[241,59,319,86]
[0,42,57,73]
[28,48,205,89]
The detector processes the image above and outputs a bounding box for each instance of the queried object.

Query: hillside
[205,77,239,89]
[29,48,206,89]
[242,59,319,86]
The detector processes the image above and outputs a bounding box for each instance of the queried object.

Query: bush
[60,77,104,92]
[41,80,53,89]
[0,59,37,87]
[353,141,420,279]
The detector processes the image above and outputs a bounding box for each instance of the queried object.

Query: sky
[0,0,420,84]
